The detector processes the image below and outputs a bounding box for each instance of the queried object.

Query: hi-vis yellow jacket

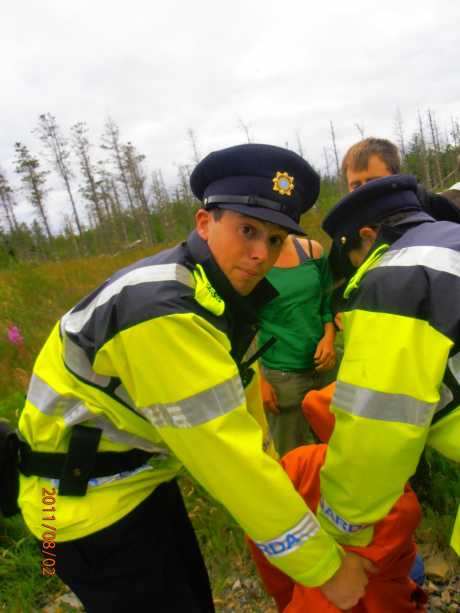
[317,217,460,556]
[18,231,342,587]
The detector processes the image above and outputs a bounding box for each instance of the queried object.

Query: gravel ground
[42,574,460,612]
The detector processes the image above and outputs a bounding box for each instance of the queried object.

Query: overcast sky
[2,0,459,231]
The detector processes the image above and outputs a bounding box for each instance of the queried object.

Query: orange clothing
[249,406,428,611]
[301,382,336,443]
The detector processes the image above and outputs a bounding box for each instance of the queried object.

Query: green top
[258,253,333,371]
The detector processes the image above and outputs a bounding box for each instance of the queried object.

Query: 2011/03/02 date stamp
[41,487,57,576]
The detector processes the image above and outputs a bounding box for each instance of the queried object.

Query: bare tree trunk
[36,114,84,239]
[110,179,129,243]
[14,142,53,246]
[323,147,331,179]
[329,120,344,193]
[238,117,252,143]
[427,109,443,188]
[122,142,154,245]
[296,133,304,158]
[0,171,19,233]
[417,111,431,188]
[31,174,52,242]
[354,123,365,139]
[394,108,407,168]
[188,129,201,164]
[451,117,460,148]
[71,122,104,226]
[101,117,140,233]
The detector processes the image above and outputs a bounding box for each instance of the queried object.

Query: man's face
[346,155,393,191]
[346,227,379,268]
[196,209,287,295]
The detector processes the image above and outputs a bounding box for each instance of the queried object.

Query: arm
[314,253,336,372]
[347,484,421,573]
[259,370,279,414]
[95,312,343,587]
[314,322,336,373]
[318,306,453,546]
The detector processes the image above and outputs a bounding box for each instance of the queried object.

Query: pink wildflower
[7,325,24,345]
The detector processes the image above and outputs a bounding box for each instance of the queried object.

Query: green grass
[1,243,459,609]
[0,515,62,611]
[180,476,257,596]
[0,472,265,611]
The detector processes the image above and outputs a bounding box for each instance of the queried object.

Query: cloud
[1,0,459,231]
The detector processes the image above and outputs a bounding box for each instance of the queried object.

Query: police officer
[319,174,460,559]
[17,144,370,612]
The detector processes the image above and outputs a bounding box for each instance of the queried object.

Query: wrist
[323,323,335,340]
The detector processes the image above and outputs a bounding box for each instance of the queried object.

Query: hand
[319,552,377,610]
[260,375,279,413]
[334,312,344,331]
[314,335,336,373]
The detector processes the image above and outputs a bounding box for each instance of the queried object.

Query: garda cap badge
[272,171,295,196]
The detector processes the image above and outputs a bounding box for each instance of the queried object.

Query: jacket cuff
[294,540,343,587]
[317,505,374,547]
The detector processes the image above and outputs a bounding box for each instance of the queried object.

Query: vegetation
[0,110,459,609]
[0,244,459,609]
[0,109,459,269]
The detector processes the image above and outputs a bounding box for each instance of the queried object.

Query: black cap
[322,174,422,240]
[190,143,319,235]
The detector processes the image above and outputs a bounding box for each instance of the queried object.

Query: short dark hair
[341,138,401,176]
[209,207,225,221]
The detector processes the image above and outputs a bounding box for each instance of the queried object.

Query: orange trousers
[249,385,427,612]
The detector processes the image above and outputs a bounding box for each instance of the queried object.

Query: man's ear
[359,226,378,243]
[195,208,211,240]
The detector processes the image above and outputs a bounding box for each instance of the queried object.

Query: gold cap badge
[272,171,294,196]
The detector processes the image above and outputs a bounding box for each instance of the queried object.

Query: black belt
[18,425,156,496]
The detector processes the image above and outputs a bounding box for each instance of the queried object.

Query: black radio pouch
[0,421,20,517]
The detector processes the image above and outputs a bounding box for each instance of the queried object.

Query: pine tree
[101,117,140,234]
[36,113,84,242]
[0,168,19,234]
[71,122,105,227]
[14,142,52,242]
[122,141,154,245]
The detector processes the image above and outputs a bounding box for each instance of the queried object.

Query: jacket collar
[186,230,278,322]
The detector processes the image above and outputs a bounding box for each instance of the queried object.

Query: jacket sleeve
[317,306,453,546]
[93,310,343,587]
[346,484,421,573]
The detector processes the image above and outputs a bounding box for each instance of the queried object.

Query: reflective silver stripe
[26,376,166,454]
[61,333,110,387]
[449,352,460,384]
[63,263,194,335]
[63,402,93,426]
[436,383,454,412]
[334,381,436,426]
[88,416,168,454]
[50,463,155,491]
[27,374,81,416]
[254,513,320,559]
[320,497,369,534]
[143,375,245,428]
[378,245,460,278]
[114,384,135,408]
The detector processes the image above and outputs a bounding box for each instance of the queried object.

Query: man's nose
[251,238,270,261]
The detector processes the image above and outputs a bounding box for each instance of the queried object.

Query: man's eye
[269,235,284,247]
[241,225,255,237]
